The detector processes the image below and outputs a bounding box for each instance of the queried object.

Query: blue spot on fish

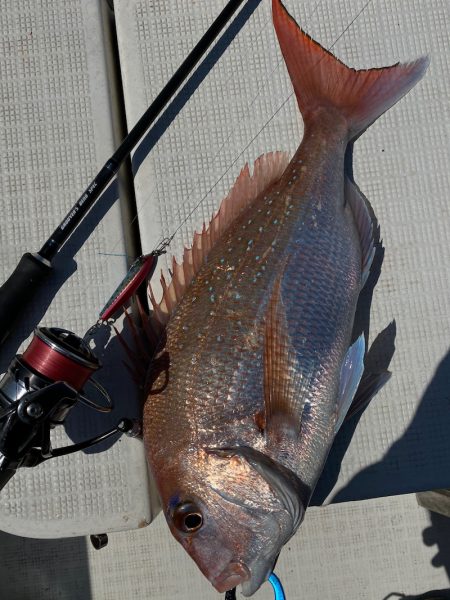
[168,494,180,510]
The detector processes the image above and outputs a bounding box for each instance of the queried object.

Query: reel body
[0,327,130,492]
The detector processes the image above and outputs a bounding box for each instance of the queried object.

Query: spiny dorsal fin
[148,151,290,327]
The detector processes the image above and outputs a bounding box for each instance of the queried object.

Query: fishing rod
[0,0,249,492]
[0,0,246,347]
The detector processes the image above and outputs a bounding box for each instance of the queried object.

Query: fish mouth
[212,562,251,593]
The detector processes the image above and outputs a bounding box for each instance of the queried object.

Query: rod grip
[0,253,51,344]
[0,465,16,492]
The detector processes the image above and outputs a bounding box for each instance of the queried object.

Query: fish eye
[173,501,203,533]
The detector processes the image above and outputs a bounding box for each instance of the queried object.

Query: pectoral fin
[263,268,309,439]
[335,335,365,433]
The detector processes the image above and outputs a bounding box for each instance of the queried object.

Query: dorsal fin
[148,151,290,328]
[345,178,376,289]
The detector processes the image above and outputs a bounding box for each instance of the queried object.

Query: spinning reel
[0,326,139,493]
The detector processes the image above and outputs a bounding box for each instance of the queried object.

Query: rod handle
[0,253,51,344]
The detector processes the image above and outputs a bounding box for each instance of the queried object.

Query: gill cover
[206,446,309,533]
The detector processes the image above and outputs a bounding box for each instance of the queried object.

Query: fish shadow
[313,150,450,504]
[323,345,450,503]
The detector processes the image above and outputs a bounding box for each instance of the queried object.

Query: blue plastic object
[269,572,286,600]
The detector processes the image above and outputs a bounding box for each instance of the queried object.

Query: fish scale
[142,0,428,595]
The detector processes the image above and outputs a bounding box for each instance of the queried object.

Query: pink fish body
[143,1,428,595]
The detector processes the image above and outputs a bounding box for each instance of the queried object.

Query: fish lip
[212,561,251,593]
[240,574,267,597]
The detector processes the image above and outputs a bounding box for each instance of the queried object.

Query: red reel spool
[22,328,100,392]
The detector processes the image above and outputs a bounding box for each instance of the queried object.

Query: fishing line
[163,0,373,242]
[92,0,375,304]
[165,0,325,246]
[328,0,374,50]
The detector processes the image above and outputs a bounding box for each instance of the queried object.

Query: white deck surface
[0,493,449,599]
[0,0,449,597]
[0,0,154,537]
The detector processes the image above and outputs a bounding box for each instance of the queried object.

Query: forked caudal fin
[272,0,429,139]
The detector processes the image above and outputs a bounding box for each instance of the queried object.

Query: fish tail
[272,0,428,139]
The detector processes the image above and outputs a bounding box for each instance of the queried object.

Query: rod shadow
[131,0,264,173]
[0,179,120,371]
[0,0,263,369]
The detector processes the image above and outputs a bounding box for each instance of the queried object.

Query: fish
[142,0,428,595]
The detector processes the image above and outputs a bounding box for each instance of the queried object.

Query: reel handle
[0,253,51,344]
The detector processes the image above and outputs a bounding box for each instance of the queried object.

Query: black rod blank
[39,0,246,261]
[0,0,246,345]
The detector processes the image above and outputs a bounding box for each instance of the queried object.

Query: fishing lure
[98,239,171,321]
